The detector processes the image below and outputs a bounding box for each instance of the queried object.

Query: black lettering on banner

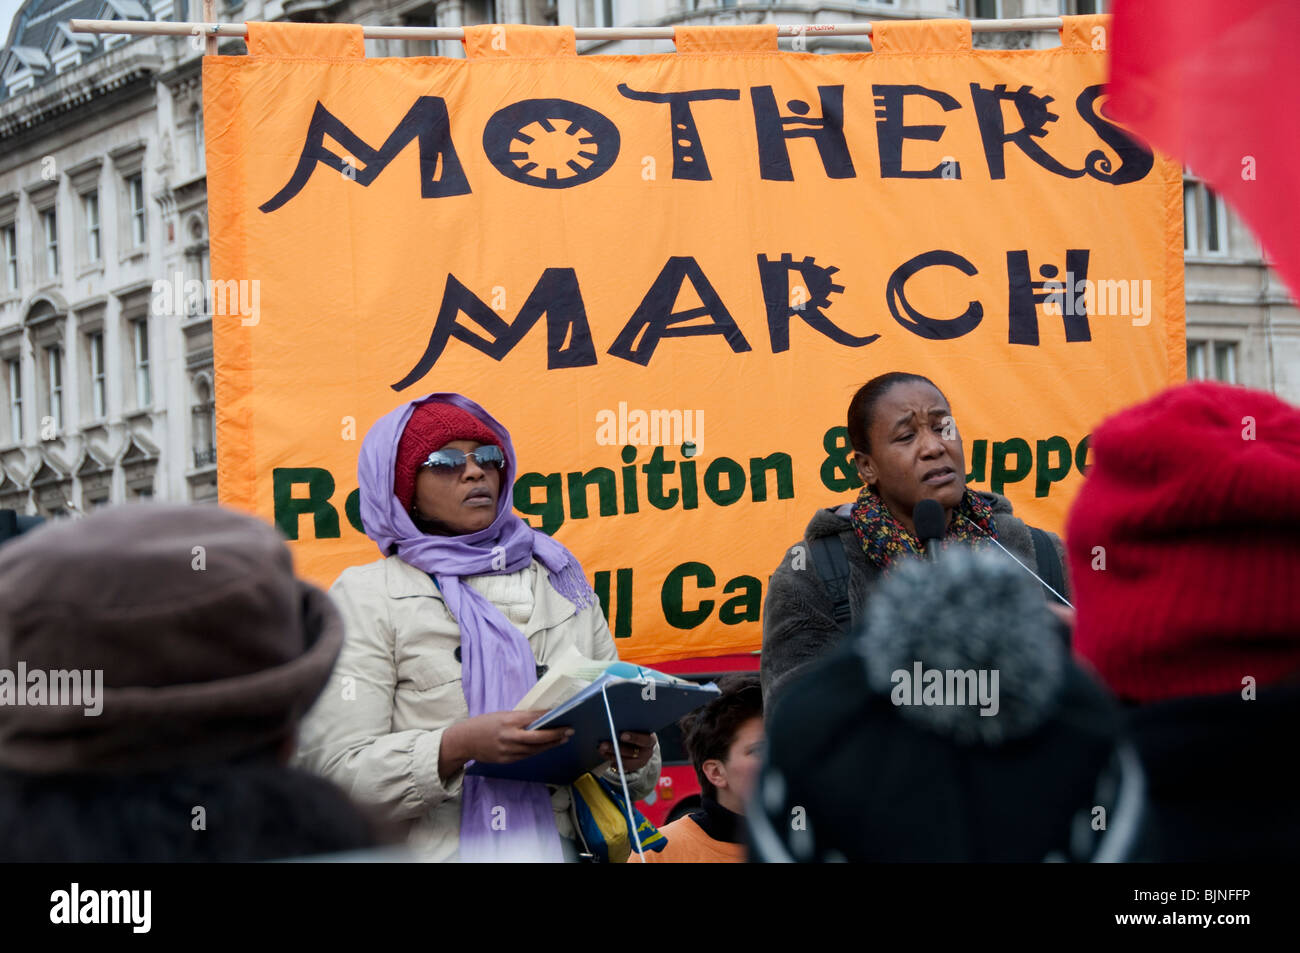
[260,98,471,213]
[886,250,984,340]
[969,83,1084,181]
[750,85,856,181]
[616,84,740,180]
[482,99,620,189]
[757,253,879,352]
[872,84,964,179]
[662,561,715,629]
[608,257,752,366]
[1006,249,1091,346]
[393,268,596,390]
[1074,85,1155,185]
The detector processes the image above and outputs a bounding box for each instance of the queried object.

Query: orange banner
[204,16,1184,664]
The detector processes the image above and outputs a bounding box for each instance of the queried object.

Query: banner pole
[69,17,1068,42]
[201,0,217,54]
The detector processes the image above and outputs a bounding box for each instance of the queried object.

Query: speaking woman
[295,393,660,862]
[760,372,1069,706]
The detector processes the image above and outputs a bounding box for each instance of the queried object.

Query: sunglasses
[421,445,506,471]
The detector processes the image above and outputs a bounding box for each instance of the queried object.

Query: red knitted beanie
[1067,382,1300,703]
[394,401,500,512]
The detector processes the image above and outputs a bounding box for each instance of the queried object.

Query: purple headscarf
[357,392,596,862]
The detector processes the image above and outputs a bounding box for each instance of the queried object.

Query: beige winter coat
[295,554,661,862]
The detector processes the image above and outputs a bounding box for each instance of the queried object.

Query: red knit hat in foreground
[1067,382,1300,703]
[394,400,499,513]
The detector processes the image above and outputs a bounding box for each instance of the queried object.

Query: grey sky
[1,0,26,48]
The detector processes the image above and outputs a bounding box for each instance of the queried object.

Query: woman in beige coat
[296,393,660,862]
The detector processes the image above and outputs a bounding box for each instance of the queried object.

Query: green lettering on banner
[990,437,1032,495]
[662,561,715,629]
[703,457,747,506]
[273,467,340,540]
[514,472,564,535]
[345,488,364,534]
[966,439,987,483]
[820,426,863,492]
[719,575,762,624]
[566,467,618,519]
[1035,435,1072,497]
[749,452,795,502]
[593,567,634,639]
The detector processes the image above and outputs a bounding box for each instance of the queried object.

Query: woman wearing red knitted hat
[295,393,660,862]
[1066,381,1300,861]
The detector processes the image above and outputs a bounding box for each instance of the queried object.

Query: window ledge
[118,250,148,266]
[76,262,105,279]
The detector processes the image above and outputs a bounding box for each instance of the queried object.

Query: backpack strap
[1028,527,1068,605]
[809,534,853,632]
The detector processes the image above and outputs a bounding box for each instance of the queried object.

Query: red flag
[1108,0,1300,299]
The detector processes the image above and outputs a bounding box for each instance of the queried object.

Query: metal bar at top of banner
[68,17,1067,44]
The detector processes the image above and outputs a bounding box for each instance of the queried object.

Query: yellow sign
[205,16,1184,663]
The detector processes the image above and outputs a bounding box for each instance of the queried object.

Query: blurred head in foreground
[752,547,1141,863]
[1065,381,1300,860]
[0,504,384,862]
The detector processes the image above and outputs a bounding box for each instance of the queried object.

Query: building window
[974,0,1003,17]
[1213,341,1237,384]
[83,192,101,262]
[192,376,216,466]
[89,331,106,419]
[1187,340,1238,384]
[1184,177,1227,255]
[45,346,63,433]
[41,209,59,278]
[2,225,16,291]
[1203,186,1225,253]
[4,359,20,442]
[191,105,204,173]
[127,174,147,247]
[133,319,151,408]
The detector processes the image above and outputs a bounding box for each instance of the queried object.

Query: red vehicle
[631,653,761,828]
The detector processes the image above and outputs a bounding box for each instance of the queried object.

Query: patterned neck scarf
[850,484,998,573]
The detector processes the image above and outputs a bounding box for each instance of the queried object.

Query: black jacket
[760,491,1066,705]
[1127,678,1300,862]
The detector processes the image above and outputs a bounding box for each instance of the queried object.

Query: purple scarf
[357,392,596,862]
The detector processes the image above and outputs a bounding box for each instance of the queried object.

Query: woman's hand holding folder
[439,711,575,781]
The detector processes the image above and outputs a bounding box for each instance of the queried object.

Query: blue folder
[466,669,720,786]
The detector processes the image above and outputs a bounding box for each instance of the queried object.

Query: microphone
[913,499,947,562]
[952,510,1074,609]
